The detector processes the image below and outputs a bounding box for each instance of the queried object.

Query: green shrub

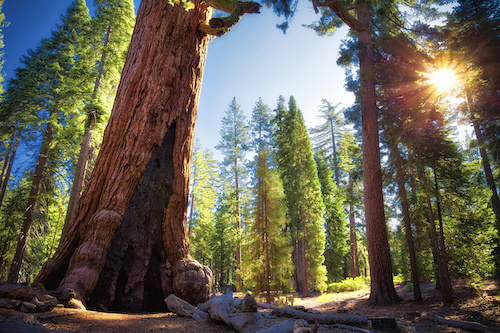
[326,277,368,293]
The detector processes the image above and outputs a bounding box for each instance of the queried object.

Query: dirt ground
[1,279,499,333]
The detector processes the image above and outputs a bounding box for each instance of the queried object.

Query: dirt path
[2,279,499,332]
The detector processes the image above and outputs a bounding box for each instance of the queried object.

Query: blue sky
[2,0,353,162]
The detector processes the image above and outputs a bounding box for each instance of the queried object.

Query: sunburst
[429,68,457,93]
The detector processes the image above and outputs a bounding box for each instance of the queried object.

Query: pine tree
[246,98,291,301]
[216,97,250,291]
[310,99,344,186]
[274,96,327,295]
[315,152,348,282]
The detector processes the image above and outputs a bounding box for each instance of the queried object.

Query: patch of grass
[326,277,369,293]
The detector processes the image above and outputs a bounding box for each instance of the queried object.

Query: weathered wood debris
[270,304,369,325]
[0,283,81,313]
[164,290,372,333]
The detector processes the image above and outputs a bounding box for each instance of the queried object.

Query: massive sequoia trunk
[34,0,212,310]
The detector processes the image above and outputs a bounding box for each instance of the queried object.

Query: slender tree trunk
[357,2,400,305]
[418,163,453,304]
[34,0,212,308]
[8,122,53,283]
[391,137,422,301]
[235,158,242,291]
[329,119,340,186]
[0,129,21,210]
[62,24,112,240]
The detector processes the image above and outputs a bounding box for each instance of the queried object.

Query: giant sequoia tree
[34,0,259,311]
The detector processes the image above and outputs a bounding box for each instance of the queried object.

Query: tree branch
[316,0,367,33]
[199,0,261,35]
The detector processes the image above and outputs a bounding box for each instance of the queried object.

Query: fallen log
[271,305,369,325]
[256,302,280,310]
[435,316,500,333]
[198,290,263,333]
[0,283,61,312]
[164,294,209,322]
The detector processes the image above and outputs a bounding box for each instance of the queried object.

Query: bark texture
[35,0,212,310]
[318,0,401,305]
[358,17,400,305]
[198,292,263,333]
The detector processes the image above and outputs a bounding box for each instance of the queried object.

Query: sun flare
[429,68,457,92]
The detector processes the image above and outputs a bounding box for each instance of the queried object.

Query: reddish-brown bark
[357,3,400,305]
[317,0,401,305]
[35,0,213,309]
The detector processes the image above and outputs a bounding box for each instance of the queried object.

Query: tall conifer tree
[274,96,327,295]
[315,153,348,282]
[246,98,291,301]
[216,97,249,291]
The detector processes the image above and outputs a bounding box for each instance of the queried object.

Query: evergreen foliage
[274,95,327,294]
[315,152,348,283]
[245,98,292,300]
[216,97,250,290]
[189,139,219,266]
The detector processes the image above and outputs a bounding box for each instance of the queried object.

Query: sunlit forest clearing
[0,0,499,332]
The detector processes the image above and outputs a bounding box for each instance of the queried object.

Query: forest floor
[1,278,499,333]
